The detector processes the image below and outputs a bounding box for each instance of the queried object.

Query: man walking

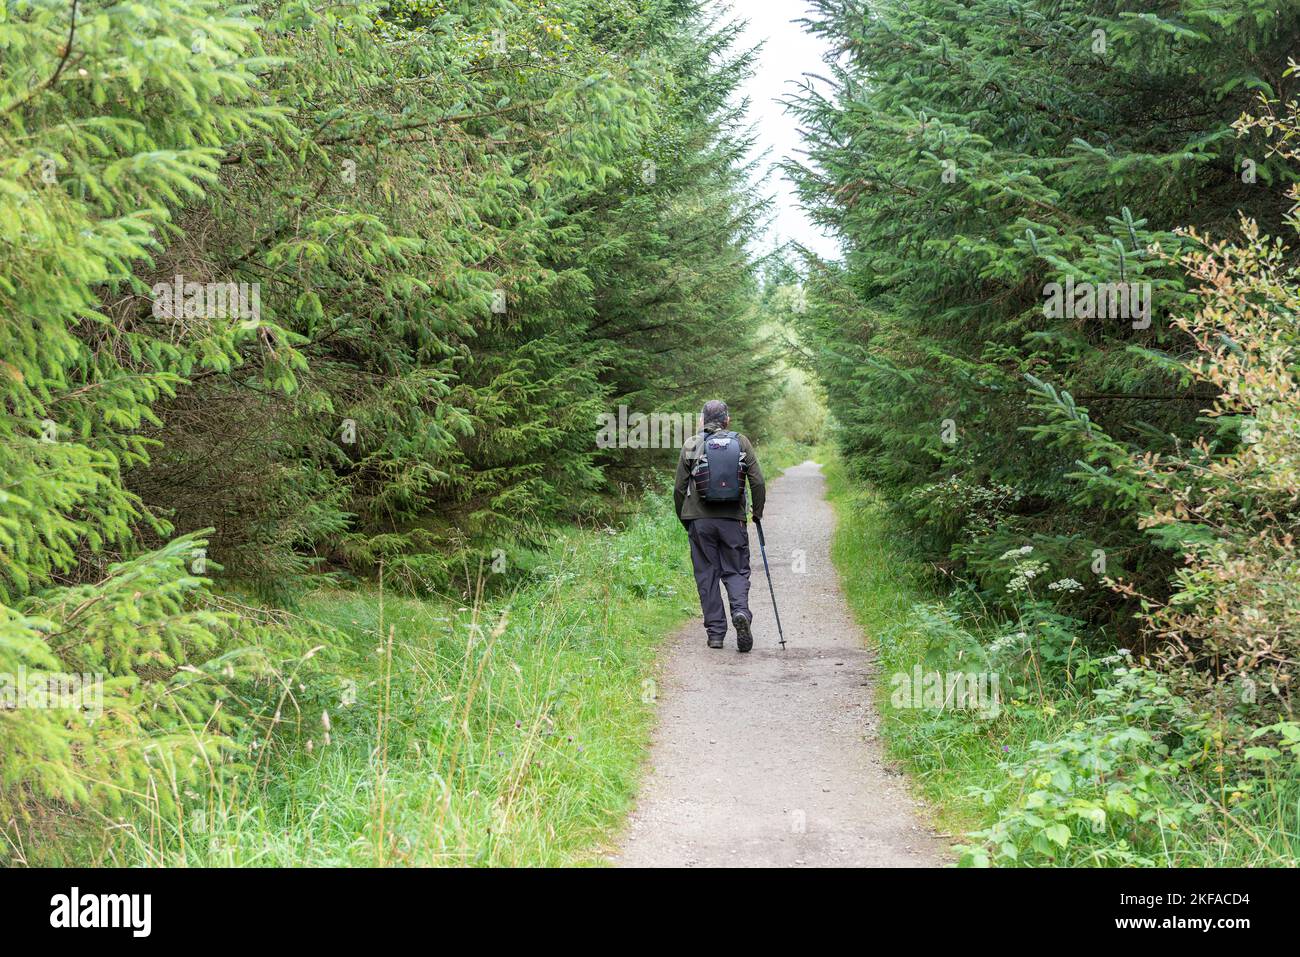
[674,400,765,652]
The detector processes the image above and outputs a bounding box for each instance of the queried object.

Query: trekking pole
[754,520,786,650]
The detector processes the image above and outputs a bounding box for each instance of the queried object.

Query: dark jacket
[674,426,765,524]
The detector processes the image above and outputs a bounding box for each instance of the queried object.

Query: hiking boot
[734,615,753,653]
[707,635,724,649]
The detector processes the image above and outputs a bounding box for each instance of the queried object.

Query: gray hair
[701,399,730,427]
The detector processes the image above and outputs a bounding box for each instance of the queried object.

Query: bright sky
[717,0,842,262]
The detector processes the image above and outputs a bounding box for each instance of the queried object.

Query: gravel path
[613,461,948,867]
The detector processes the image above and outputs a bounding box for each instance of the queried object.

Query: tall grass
[12,438,824,868]
[822,456,1300,867]
[54,490,696,867]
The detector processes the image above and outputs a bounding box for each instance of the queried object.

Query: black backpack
[691,430,744,502]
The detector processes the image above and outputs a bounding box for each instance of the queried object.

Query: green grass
[31,440,1296,868]
[822,454,1300,866]
[824,457,1083,842]
[821,457,995,843]
[16,438,823,868]
[63,489,697,867]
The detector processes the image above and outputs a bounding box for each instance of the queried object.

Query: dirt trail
[613,461,947,867]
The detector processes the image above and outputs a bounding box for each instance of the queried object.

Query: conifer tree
[787,0,1300,630]
[1,0,780,820]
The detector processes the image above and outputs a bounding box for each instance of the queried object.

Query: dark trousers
[687,518,752,640]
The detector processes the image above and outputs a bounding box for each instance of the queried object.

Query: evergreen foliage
[787,0,1300,637]
[0,0,773,823]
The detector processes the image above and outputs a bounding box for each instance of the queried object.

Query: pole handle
[755,518,766,548]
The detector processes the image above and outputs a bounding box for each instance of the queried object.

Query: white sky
[717,0,842,262]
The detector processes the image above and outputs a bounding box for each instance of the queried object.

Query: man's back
[674,427,765,525]
[675,401,764,652]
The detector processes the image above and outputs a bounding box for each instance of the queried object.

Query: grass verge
[65,489,696,867]
[15,438,852,867]
[821,457,988,843]
[823,455,1300,866]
